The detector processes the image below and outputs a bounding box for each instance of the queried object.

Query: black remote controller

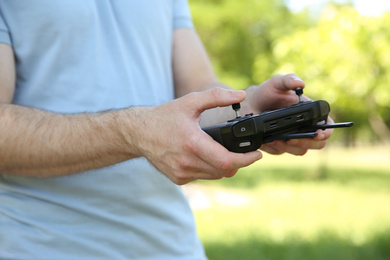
[202,88,354,153]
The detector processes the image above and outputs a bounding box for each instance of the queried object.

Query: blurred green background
[186,0,390,259]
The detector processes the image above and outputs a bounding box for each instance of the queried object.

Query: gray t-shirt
[0,1,206,259]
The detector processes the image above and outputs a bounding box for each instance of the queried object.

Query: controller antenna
[295,88,304,103]
[232,103,241,118]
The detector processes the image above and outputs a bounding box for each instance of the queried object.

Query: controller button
[233,120,255,137]
[239,141,251,148]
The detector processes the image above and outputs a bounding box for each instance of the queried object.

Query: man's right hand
[126,88,263,185]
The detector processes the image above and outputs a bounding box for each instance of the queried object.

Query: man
[0,1,332,259]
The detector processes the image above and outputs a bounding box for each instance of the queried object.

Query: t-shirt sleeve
[0,10,11,45]
[173,0,194,29]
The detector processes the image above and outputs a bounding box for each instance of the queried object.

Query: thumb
[191,88,246,114]
[272,74,305,92]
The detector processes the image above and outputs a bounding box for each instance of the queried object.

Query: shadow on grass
[199,165,390,192]
[203,230,390,260]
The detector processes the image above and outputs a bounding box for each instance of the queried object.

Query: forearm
[0,104,143,177]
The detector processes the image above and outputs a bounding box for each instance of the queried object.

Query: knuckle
[271,149,285,155]
[210,87,223,96]
[218,159,233,171]
[172,169,190,184]
[318,141,327,149]
[178,158,194,171]
[183,92,200,107]
[186,91,199,100]
[295,149,308,156]
[270,74,283,83]
[209,87,224,102]
[184,132,201,154]
[172,177,190,186]
[224,170,238,178]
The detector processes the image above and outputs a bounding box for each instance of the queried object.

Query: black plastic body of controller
[202,100,330,153]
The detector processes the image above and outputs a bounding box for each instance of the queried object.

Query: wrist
[114,106,155,158]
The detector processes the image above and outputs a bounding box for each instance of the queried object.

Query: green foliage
[189,0,390,143]
[192,147,390,260]
[270,5,390,143]
[201,230,390,260]
[190,0,313,88]
[195,179,390,260]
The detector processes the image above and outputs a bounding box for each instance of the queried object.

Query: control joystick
[295,87,304,103]
[202,88,354,153]
[232,103,241,118]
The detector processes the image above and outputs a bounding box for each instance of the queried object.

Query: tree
[190,0,313,88]
[190,1,390,144]
[268,5,390,143]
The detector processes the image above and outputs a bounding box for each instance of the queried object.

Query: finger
[196,153,242,178]
[313,116,335,141]
[175,154,230,179]
[256,74,306,111]
[260,142,285,155]
[188,88,247,113]
[196,133,263,175]
[287,138,326,150]
[175,131,262,179]
[274,73,306,92]
[156,153,227,185]
[267,140,308,156]
[174,172,225,185]
[313,129,333,142]
[191,169,238,181]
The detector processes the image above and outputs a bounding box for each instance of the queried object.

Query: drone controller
[202,88,354,153]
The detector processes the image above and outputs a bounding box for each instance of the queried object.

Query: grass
[186,145,390,260]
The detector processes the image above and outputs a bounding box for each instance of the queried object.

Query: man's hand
[242,74,334,156]
[171,29,331,170]
[130,88,262,185]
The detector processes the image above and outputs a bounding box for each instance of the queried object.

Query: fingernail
[291,75,304,82]
[318,132,326,140]
[233,90,246,99]
[234,90,246,95]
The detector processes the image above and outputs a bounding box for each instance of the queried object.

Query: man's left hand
[242,74,334,156]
